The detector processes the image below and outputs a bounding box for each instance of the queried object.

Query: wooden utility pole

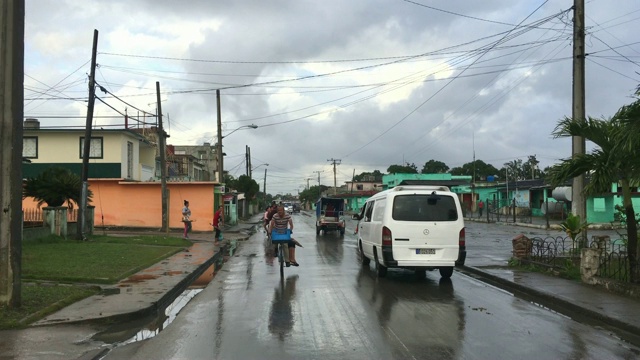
[0,0,24,307]
[157,82,168,232]
[248,146,252,177]
[216,89,223,184]
[327,158,341,195]
[79,29,98,240]
[263,168,268,202]
[245,145,249,176]
[572,0,587,240]
[350,169,355,193]
[314,170,323,198]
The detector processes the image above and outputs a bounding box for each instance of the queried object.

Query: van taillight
[459,228,466,247]
[382,226,392,246]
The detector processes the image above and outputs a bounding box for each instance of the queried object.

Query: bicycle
[270,228,292,275]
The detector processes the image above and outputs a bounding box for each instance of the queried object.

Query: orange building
[23,180,223,232]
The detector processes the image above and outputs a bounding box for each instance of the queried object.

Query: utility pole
[79,29,98,240]
[216,89,223,184]
[327,158,341,195]
[313,170,323,198]
[263,168,268,204]
[157,82,168,232]
[248,147,251,177]
[306,178,312,190]
[245,145,249,176]
[0,0,24,308]
[350,169,355,193]
[572,0,587,242]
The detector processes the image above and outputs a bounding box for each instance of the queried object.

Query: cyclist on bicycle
[264,202,278,237]
[269,204,299,267]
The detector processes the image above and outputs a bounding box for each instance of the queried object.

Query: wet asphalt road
[107,213,640,359]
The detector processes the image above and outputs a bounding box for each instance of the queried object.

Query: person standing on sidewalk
[182,200,192,239]
[212,205,224,242]
[478,200,484,217]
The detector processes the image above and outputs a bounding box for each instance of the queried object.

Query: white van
[355,185,465,278]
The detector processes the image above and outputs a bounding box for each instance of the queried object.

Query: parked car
[355,185,465,279]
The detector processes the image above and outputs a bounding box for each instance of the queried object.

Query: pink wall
[23,180,217,232]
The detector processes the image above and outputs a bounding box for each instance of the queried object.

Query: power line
[94,80,156,117]
[343,1,562,158]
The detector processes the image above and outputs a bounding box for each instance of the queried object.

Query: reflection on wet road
[107,213,640,359]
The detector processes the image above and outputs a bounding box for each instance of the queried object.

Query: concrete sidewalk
[34,216,262,326]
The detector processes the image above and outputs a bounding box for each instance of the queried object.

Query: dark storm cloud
[24,0,640,192]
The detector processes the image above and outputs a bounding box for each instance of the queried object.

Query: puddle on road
[93,265,216,345]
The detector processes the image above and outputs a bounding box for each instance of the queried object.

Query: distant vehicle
[354,185,465,279]
[292,203,301,213]
[315,197,346,236]
[283,202,293,214]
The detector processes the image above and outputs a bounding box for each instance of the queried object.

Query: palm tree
[23,167,92,208]
[547,113,639,283]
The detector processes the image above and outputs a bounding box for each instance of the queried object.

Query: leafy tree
[450,160,499,181]
[299,185,329,207]
[501,159,526,181]
[421,160,449,174]
[523,155,542,179]
[235,175,259,200]
[224,174,237,190]
[354,170,383,182]
[387,163,418,174]
[546,111,639,283]
[23,167,92,207]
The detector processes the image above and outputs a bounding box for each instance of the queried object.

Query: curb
[35,244,229,327]
[464,217,621,230]
[459,265,640,342]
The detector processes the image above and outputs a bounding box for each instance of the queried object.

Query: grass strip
[22,235,191,284]
[0,284,100,329]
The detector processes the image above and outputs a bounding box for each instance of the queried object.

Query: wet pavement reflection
[268,275,298,341]
[104,213,640,360]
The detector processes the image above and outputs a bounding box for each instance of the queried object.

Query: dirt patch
[121,274,159,283]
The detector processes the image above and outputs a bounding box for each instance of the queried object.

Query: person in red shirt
[211,205,224,242]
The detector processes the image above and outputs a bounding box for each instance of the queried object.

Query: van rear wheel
[359,242,370,266]
[374,250,387,278]
[439,266,454,279]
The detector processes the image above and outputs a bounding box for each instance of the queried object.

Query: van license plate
[417,249,435,254]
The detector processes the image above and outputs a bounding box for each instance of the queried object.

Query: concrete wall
[23,180,218,232]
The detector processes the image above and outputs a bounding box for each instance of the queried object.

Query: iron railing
[487,198,532,224]
[523,234,634,283]
[22,208,78,228]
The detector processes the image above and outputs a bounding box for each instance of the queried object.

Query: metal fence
[523,234,634,283]
[589,237,631,283]
[22,208,78,228]
[528,235,584,268]
[487,198,532,224]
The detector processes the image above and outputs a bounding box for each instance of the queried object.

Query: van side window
[364,201,374,222]
[372,199,386,222]
[392,194,458,221]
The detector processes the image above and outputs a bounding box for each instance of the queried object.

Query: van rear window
[392,194,458,221]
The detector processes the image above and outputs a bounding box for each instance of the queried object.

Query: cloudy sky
[24,0,640,195]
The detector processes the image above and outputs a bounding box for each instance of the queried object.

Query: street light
[251,163,269,173]
[217,124,258,182]
[221,124,258,139]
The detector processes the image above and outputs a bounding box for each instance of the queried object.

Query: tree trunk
[621,179,638,283]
